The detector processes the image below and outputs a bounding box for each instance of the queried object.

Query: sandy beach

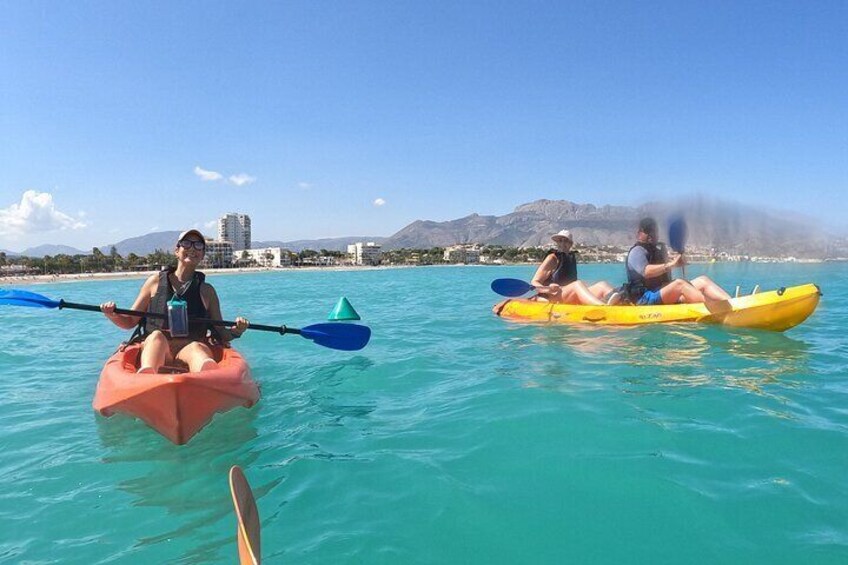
[0,264,432,287]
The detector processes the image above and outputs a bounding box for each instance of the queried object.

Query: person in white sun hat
[530,229,621,305]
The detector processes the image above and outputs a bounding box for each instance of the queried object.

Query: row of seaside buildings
[350,242,480,264]
[202,213,290,268]
[202,213,489,268]
[199,213,822,268]
[203,214,382,268]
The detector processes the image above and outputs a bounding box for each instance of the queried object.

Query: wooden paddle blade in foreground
[230,465,261,565]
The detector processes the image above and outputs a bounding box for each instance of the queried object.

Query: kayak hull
[93,344,260,444]
[493,283,821,332]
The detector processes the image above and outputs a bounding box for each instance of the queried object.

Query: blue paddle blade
[668,216,688,253]
[0,289,61,309]
[300,323,371,351]
[491,278,534,297]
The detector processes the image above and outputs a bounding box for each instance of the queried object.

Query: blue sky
[1,1,846,251]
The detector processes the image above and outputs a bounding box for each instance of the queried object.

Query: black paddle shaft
[58,300,296,335]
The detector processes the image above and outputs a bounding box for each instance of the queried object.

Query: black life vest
[545,250,578,285]
[139,268,215,342]
[624,242,670,300]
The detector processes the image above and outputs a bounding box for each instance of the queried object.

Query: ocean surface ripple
[1,263,846,563]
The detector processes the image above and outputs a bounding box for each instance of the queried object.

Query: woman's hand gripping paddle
[0,289,371,351]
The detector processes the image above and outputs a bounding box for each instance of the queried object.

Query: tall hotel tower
[218,213,252,250]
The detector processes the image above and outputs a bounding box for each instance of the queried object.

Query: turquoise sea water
[1,262,846,564]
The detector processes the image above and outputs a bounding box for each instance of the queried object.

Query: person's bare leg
[660,279,707,304]
[691,275,732,301]
[588,281,615,301]
[139,331,170,374]
[680,282,707,303]
[560,281,605,305]
[177,341,218,372]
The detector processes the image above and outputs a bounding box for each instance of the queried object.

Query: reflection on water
[527,323,711,363]
[311,355,376,387]
[96,404,260,462]
[716,328,810,362]
[705,329,811,393]
[506,321,812,395]
[95,408,264,560]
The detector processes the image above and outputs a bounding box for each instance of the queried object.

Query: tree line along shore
[0,243,821,281]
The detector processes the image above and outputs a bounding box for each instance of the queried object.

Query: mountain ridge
[382,197,830,257]
[2,197,837,258]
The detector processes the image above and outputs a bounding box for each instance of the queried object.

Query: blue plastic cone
[328,296,361,321]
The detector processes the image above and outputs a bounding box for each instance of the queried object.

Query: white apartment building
[236,247,292,268]
[347,242,382,266]
[202,240,234,268]
[443,244,481,264]
[218,213,251,251]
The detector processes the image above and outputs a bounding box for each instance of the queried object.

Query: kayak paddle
[229,465,261,565]
[0,289,371,351]
[668,215,688,277]
[491,278,536,297]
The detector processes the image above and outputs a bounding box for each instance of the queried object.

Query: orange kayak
[93,343,260,444]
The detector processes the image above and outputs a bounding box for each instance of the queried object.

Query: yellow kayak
[493,283,821,332]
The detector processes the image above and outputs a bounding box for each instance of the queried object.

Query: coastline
[0,264,428,287]
[0,257,826,288]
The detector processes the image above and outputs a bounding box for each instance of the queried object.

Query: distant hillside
[3,197,833,259]
[384,200,634,249]
[20,244,87,256]
[253,236,387,253]
[98,231,183,256]
[383,197,829,258]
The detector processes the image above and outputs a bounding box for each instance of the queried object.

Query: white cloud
[298,182,312,190]
[204,220,217,230]
[373,198,386,207]
[194,165,256,186]
[229,173,256,186]
[194,165,223,181]
[0,190,86,236]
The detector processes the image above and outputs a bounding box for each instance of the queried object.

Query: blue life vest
[624,242,670,300]
[545,250,578,285]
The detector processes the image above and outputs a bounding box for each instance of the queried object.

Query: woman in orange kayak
[100,229,249,374]
[530,229,620,305]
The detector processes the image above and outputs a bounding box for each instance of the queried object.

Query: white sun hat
[551,229,573,243]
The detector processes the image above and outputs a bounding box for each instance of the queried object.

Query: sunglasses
[177,239,206,250]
